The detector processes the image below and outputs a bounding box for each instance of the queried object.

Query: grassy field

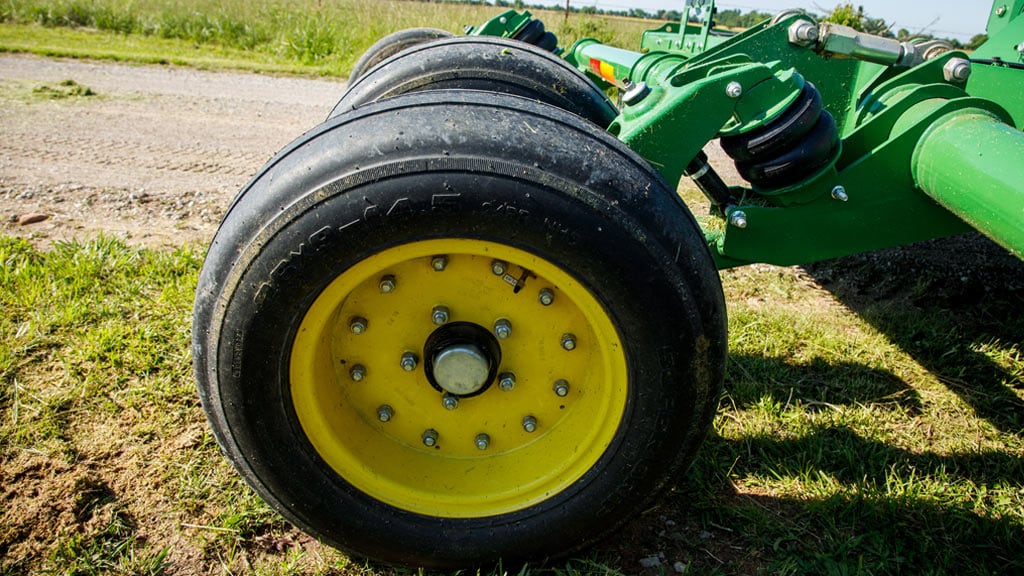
[1,0,1023,574]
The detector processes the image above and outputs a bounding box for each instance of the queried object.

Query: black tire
[348,27,453,84]
[193,90,726,568]
[328,36,618,128]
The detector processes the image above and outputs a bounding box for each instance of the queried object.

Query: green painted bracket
[465,10,532,38]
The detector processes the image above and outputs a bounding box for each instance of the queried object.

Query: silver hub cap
[432,344,490,395]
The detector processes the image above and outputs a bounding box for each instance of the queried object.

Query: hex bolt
[539,288,555,306]
[522,415,538,433]
[729,210,748,229]
[377,405,394,423]
[831,185,850,202]
[561,333,577,351]
[943,58,972,83]
[422,429,439,447]
[622,80,651,106]
[379,275,396,293]
[553,379,571,397]
[350,364,366,382]
[475,433,491,450]
[494,318,512,340]
[726,81,743,98]
[432,305,451,325]
[491,260,507,276]
[787,20,819,46]
[442,394,459,410]
[349,316,368,334]
[498,372,516,392]
[400,351,418,372]
[431,256,448,271]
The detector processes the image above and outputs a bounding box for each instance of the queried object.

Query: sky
[529,0,994,41]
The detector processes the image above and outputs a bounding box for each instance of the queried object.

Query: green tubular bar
[913,110,1024,260]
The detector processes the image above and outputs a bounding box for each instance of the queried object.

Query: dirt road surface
[1,53,343,247]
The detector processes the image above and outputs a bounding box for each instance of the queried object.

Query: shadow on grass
[803,233,1024,435]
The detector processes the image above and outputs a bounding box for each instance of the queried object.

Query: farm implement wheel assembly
[193,91,727,567]
[346,27,453,83]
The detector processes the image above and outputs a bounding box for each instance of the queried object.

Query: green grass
[0,0,655,77]
[1,235,1020,575]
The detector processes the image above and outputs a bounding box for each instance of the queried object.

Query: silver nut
[729,210,748,229]
[622,81,651,106]
[349,316,368,334]
[432,305,450,325]
[422,429,438,447]
[350,364,366,381]
[943,58,972,83]
[539,288,555,306]
[522,415,538,433]
[379,275,396,293]
[377,405,393,422]
[553,379,571,397]
[400,351,418,372]
[561,333,577,351]
[996,5,1007,17]
[475,433,490,450]
[442,394,459,410]
[726,81,743,98]
[499,372,516,392]
[494,318,512,339]
[787,20,819,46]
[491,260,507,276]
[431,256,448,271]
[831,186,849,202]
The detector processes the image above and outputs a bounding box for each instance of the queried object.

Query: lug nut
[442,394,459,410]
[475,433,490,450]
[522,415,538,433]
[379,275,396,293]
[432,305,451,325]
[377,405,394,422]
[431,256,448,271]
[494,318,512,339]
[349,316,368,334]
[350,364,366,381]
[400,351,418,372]
[498,372,516,392]
[553,379,571,397]
[561,333,577,351]
[539,288,555,306]
[491,260,507,276]
[422,429,438,447]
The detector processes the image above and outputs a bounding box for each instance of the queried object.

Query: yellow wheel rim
[291,239,627,518]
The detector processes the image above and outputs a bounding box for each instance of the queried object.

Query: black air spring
[720,83,840,190]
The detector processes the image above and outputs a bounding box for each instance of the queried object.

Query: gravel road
[0,54,344,246]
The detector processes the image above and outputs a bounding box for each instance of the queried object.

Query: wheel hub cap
[432,344,489,395]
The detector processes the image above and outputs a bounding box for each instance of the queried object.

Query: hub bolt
[475,433,490,450]
[491,260,507,276]
[349,316,368,334]
[494,318,512,340]
[350,364,366,381]
[553,379,571,397]
[422,429,439,447]
[498,371,516,392]
[442,394,459,410]
[561,333,577,351]
[432,305,451,325]
[379,275,396,293]
[400,351,418,372]
[539,288,555,306]
[377,405,394,422]
[431,256,448,271]
[522,415,538,433]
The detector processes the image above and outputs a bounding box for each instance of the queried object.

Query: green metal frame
[472,2,1024,267]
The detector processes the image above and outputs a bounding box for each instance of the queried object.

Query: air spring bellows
[720,83,840,190]
[513,19,558,52]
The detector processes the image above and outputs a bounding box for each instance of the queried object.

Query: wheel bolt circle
[494,318,512,339]
[523,415,538,433]
[350,364,366,381]
[491,260,507,276]
[349,316,368,334]
[553,379,570,397]
[431,256,448,271]
[379,275,396,293]
[498,371,516,392]
[431,305,450,325]
[475,433,490,450]
[442,394,459,410]
[561,333,577,350]
[422,429,438,447]
[377,405,393,422]
[400,351,418,372]
[539,288,555,306]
